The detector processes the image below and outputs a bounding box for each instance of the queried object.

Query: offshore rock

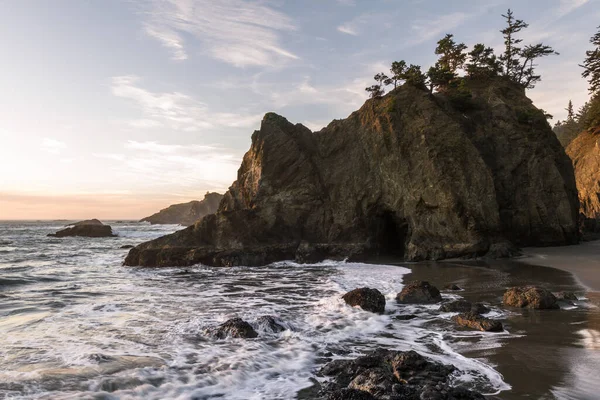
[49,220,116,238]
[141,192,223,226]
[125,77,579,267]
[205,318,258,339]
[342,288,386,314]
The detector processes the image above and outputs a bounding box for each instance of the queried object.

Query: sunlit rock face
[566,127,600,220]
[125,77,579,267]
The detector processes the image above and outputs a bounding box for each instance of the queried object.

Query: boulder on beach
[205,318,258,339]
[503,286,559,309]
[319,349,484,399]
[396,281,442,304]
[451,312,503,332]
[124,77,579,268]
[342,288,386,314]
[48,220,116,238]
[439,300,490,314]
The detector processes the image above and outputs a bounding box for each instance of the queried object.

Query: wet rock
[554,291,578,301]
[444,284,462,291]
[503,286,559,309]
[451,312,503,332]
[120,245,134,249]
[439,301,490,314]
[394,314,418,321]
[342,288,386,314]
[320,349,484,399]
[206,318,258,339]
[255,315,286,333]
[48,220,116,238]
[396,281,442,304]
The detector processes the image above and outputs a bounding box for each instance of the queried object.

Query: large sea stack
[141,192,224,226]
[125,77,579,267]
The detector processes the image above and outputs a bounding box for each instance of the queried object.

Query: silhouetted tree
[500,9,528,78]
[427,63,454,92]
[466,44,501,77]
[581,25,600,94]
[517,44,558,89]
[402,64,427,88]
[388,61,407,88]
[365,72,390,98]
[566,100,575,122]
[435,34,468,75]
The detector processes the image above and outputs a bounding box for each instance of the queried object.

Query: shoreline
[518,239,600,293]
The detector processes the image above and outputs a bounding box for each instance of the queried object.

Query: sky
[0,0,598,220]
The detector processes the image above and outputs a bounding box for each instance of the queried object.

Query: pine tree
[435,34,468,75]
[581,25,600,94]
[566,100,575,122]
[466,44,501,77]
[500,9,528,78]
[365,72,389,98]
[402,65,427,88]
[388,61,407,89]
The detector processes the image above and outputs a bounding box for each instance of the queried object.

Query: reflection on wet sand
[380,258,600,400]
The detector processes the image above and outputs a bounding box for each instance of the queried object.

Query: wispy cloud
[410,12,471,45]
[141,0,298,67]
[337,24,358,36]
[556,0,589,19]
[110,75,262,131]
[41,138,67,154]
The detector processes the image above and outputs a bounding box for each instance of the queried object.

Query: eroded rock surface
[125,77,579,267]
[503,286,559,309]
[343,288,386,314]
[452,312,503,332]
[205,318,258,339]
[396,281,442,304]
[320,349,485,399]
[141,192,223,226]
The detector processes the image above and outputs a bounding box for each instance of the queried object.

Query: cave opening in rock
[368,209,409,256]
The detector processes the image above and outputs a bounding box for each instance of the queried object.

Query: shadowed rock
[444,284,462,291]
[342,288,386,314]
[503,286,559,309]
[205,318,258,339]
[255,316,286,333]
[320,349,484,399]
[49,220,116,238]
[141,192,224,226]
[396,281,442,304]
[452,312,503,332]
[554,291,578,301]
[124,78,579,268]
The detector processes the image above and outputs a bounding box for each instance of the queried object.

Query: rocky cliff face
[140,192,223,226]
[566,127,600,220]
[125,77,579,267]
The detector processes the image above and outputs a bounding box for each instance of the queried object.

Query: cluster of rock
[48,219,116,238]
[124,77,579,268]
[140,192,223,226]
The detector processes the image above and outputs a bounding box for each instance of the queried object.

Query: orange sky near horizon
[0,192,211,221]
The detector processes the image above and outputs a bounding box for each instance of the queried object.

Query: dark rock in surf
[255,316,286,333]
[451,312,503,332]
[439,300,490,314]
[342,288,386,314]
[120,245,134,249]
[48,220,116,238]
[396,281,442,304]
[206,318,258,339]
[503,286,559,309]
[554,291,578,301]
[124,77,579,268]
[444,284,462,291]
[320,349,484,399]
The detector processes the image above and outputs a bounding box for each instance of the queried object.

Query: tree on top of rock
[581,25,600,94]
[466,44,502,78]
[388,60,407,89]
[365,72,389,98]
[499,9,558,89]
[435,34,468,75]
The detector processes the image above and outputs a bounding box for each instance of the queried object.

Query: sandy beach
[520,240,600,292]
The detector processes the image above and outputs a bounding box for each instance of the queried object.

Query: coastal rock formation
[342,288,386,314]
[566,127,600,220]
[451,312,503,332]
[140,192,223,226]
[255,316,286,333]
[125,77,579,268]
[319,349,484,399]
[48,220,116,238]
[205,318,258,339]
[396,281,442,304]
[503,286,559,309]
